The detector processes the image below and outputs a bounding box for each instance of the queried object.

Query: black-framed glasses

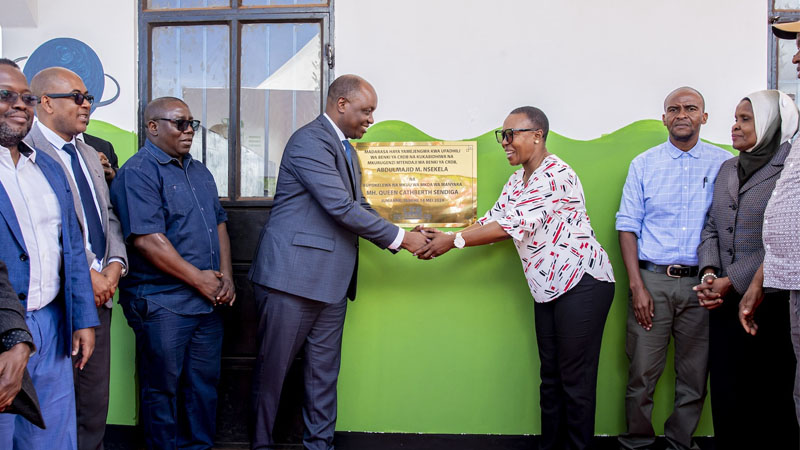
[156,118,201,132]
[0,89,39,107]
[42,92,94,105]
[495,128,537,144]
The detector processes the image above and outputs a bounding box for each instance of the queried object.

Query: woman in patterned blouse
[416,106,615,450]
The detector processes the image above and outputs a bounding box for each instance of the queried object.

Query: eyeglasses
[42,92,94,105]
[0,89,39,107]
[156,118,201,132]
[495,128,538,144]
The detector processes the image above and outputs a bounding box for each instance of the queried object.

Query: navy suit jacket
[0,143,99,352]
[249,115,399,303]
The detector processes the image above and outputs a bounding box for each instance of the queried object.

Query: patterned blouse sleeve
[478,178,514,225]
[490,162,573,241]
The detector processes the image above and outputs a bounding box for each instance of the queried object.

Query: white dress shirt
[323,113,404,249]
[0,143,63,311]
[35,122,104,269]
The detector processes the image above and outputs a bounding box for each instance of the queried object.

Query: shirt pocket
[165,183,193,216]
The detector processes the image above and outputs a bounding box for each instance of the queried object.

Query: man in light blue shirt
[616,87,731,450]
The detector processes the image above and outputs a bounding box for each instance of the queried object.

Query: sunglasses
[156,118,201,132]
[495,128,538,144]
[42,92,95,105]
[0,89,39,107]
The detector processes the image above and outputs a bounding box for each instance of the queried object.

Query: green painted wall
[93,118,732,435]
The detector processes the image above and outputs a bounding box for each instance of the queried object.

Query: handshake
[399,226,460,260]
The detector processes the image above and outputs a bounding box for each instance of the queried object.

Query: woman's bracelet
[701,272,718,283]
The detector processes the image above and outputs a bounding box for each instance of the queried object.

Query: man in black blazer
[0,259,42,429]
[248,75,428,450]
[81,131,118,186]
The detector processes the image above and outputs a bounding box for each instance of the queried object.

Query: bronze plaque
[353,141,478,227]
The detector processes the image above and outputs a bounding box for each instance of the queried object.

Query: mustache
[3,109,31,120]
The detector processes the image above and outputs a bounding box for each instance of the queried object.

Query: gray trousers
[791,290,800,428]
[619,269,708,450]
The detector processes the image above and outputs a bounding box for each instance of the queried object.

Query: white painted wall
[335,0,767,143]
[1,1,767,142]
[1,0,137,132]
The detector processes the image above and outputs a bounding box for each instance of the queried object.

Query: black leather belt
[639,260,699,278]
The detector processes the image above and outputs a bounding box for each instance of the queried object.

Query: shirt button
[200,208,204,212]
[17,292,26,300]
[684,186,688,189]
[208,229,212,232]
[682,227,686,231]
[19,253,27,261]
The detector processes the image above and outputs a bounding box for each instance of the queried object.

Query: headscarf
[737,90,799,184]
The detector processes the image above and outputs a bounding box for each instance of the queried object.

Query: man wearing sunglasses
[110,96,233,450]
[25,66,127,450]
[0,59,99,449]
[616,87,730,450]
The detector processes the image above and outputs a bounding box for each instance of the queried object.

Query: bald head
[324,75,377,139]
[30,67,82,99]
[664,86,705,113]
[30,67,91,141]
[145,96,187,124]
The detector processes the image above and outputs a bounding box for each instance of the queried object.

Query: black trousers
[709,290,798,449]
[73,306,111,450]
[534,275,614,450]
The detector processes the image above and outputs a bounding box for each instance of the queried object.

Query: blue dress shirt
[111,139,227,315]
[616,140,731,266]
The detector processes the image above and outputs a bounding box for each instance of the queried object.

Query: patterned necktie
[62,143,106,257]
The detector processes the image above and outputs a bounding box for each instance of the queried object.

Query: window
[139,1,333,201]
[769,1,800,101]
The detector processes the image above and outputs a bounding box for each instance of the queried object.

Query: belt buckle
[666,264,685,278]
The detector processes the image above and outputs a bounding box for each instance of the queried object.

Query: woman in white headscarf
[695,90,799,449]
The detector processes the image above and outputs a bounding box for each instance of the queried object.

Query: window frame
[768,1,800,89]
[138,1,335,206]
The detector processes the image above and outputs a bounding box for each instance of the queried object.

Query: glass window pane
[241,0,327,7]
[152,25,230,197]
[240,23,322,197]
[147,0,229,9]
[775,0,800,10]
[777,38,800,107]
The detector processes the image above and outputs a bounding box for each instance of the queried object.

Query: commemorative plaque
[352,141,477,227]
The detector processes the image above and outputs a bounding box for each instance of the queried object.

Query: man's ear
[147,120,158,137]
[336,96,348,114]
[37,96,55,116]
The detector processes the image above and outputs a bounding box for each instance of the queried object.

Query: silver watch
[453,232,466,249]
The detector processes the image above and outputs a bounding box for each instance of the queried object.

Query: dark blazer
[248,115,399,303]
[82,132,119,176]
[0,260,43,428]
[698,141,791,294]
[24,125,127,271]
[0,143,99,348]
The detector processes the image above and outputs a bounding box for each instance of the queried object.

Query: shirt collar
[0,141,37,163]
[665,139,702,159]
[144,138,193,166]
[36,121,77,150]
[323,113,347,142]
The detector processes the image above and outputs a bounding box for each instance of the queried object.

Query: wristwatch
[453,232,466,249]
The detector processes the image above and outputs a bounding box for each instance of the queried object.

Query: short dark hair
[144,96,187,123]
[327,74,367,103]
[664,86,705,112]
[509,106,550,141]
[0,58,20,69]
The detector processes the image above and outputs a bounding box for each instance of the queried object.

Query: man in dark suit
[248,75,428,450]
[0,259,42,429]
[81,132,117,185]
[0,58,98,450]
[26,66,127,450]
